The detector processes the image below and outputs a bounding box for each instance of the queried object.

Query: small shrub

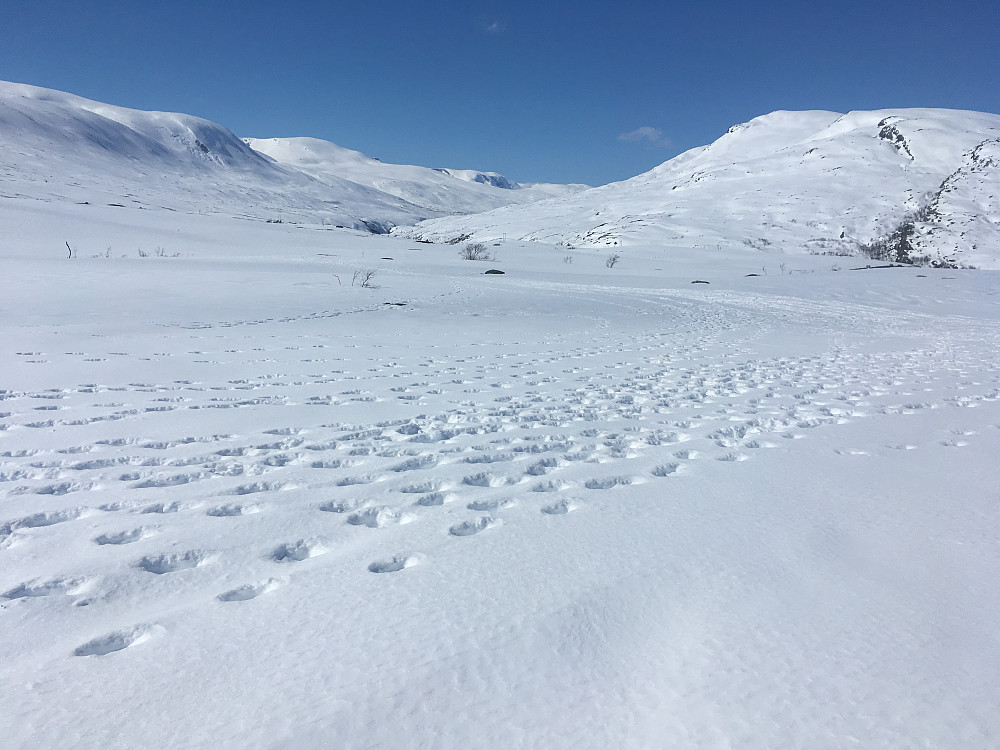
[352,269,378,288]
[460,242,494,261]
[605,252,621,268]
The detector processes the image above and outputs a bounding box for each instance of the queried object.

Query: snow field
[2,204,1000,748]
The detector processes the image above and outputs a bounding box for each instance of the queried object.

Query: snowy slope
[0,81,582,231]
[2,197,1000,749]
[245,136,586,217]
[403,108,1000,268]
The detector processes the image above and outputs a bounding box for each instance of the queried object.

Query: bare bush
[460,242,494,261]
[352,269,378,288]
[605,252,621,268]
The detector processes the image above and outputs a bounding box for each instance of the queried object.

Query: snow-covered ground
[2,198,999,748]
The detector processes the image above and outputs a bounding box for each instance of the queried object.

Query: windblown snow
[2,81,1000,749]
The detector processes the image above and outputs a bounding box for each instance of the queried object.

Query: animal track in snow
[206,503,262,517]
[271,539,325,562]
[466,497,515,512]
[74,625,156,656]
[336,475,376,487]
[310,459,350,469]
[228,481,285,495]
[140,501,183,514]
[462,452,515,464]
[415,491,452,506]
[138,550,215,574]
[391,455,438,472]
[399,479,445,494]
[531,479,570,492]
[584,476,633,490]
[368,555,418,573]
[449,516,500,537]
[133,472,205,489]
[525,457,560,476]
[716,451,749,462]
[541,499,577,515]
[346,507,408,528]
[218,578,282,602]
[94,527,154,545]
[263,427,302,436]
[3,576,94,599]
[319,499,366,513]
[11,507,87,529]
[462,472,512,488]
[34,481,94,496]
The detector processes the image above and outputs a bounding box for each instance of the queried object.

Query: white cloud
[618,126,671,148]
[484,20,506,33]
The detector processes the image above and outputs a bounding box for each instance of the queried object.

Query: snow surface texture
[0,81,584,232]
[2,195,1000,748]
[404,109,1000,269]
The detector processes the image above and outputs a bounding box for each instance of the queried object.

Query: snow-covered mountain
[403,108,1000,268]
[244,136,585,217]
[0,81,584,231]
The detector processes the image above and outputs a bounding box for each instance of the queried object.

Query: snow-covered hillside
[404,108,1000,268]
[0,81,583,231]
[245,137,585,217]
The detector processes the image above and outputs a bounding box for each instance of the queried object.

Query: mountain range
[2,80,998,267]
[406,109,1000,269]
[0,80,583,232]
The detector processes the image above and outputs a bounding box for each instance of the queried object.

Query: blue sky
[2,1,998,185]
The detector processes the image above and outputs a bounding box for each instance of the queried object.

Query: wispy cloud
[483,20,506,33]
[618,126,671,148]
